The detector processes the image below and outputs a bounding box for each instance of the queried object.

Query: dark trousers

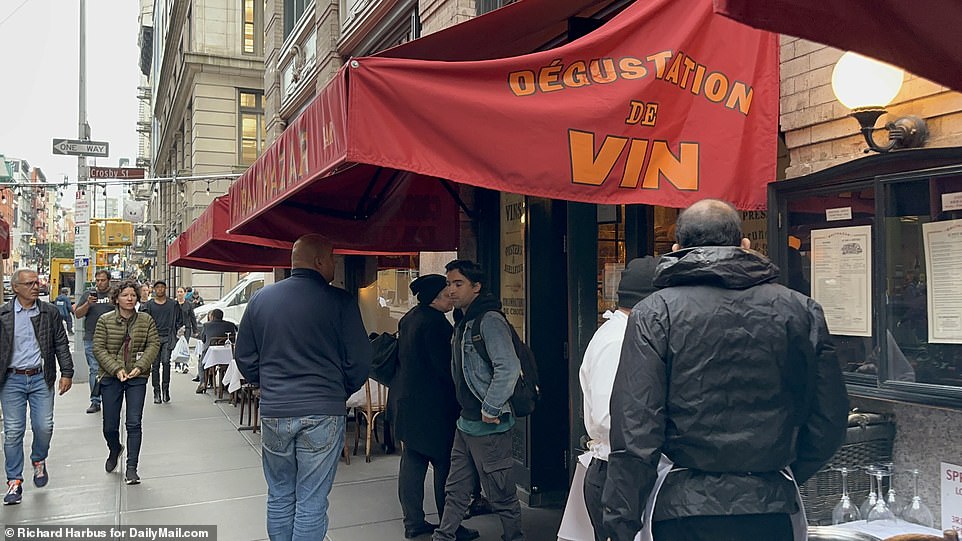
[151,338,172,391]
[583,458,608,541]
[433,429,523,541]
[100,376,147,470]
[652,513,794,541]
[398,445,450,528]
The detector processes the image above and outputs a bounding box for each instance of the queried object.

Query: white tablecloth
[222,359,243,394]
[836,519,943,538]
[202,345,233,369]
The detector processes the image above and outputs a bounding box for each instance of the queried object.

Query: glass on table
[880,461,906,517]
[901,468,935,528]
[867,466,896,523]
[832,467,862,524]
[860,465,880,519]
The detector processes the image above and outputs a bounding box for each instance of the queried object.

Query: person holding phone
[74,270,115,414]
[93,280,160,486]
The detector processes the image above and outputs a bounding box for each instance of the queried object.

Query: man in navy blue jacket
[235,234,372,541]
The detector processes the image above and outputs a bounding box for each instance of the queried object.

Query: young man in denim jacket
[433,259,523,541]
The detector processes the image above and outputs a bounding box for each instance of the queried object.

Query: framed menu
[923,219,962,344]
[810,225,872,337]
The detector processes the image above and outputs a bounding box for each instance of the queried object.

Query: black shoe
[162,389,171,403]
[191,376,200,382]
[403,521,437,539]
[105,445,124,473]
[85,402,101,414]
[464,496,494,519]
[153,389,162,404]
[195,384,207,394]
[124,468,140,485]
[455,526,480,541]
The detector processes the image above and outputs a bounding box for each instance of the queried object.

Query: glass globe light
[832,52,904,110]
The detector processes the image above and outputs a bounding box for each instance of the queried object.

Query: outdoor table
[202,345,233,402]
[202,344,233,369]
[836,519,944,539]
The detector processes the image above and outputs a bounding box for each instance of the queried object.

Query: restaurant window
[238,91,265,165]
[242,0,263,55]
[774,165,962,407]
[283,0,308,39]
[880,172,962,390]
[783,186,879,388]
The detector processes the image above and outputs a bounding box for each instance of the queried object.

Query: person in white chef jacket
[558,256,658,541]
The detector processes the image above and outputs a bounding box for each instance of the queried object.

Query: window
[772,162,962,408]
[242,0,263,54]
[477,0,517,16]
[283,0,309,39]
[238,91,265,165]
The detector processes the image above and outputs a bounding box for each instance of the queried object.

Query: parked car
[194,272,266,326]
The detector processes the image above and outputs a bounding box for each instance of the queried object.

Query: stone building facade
[148,0,266,299]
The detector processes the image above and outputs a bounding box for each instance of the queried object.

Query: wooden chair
[884,532,961,541]
[352,379,388,462]
[237,384,260,434]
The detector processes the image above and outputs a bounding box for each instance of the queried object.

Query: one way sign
[52,138,109,157]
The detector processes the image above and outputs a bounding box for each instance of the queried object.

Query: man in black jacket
[603,199,848,541]
[235,234,371,541]
[0,268,73,505]
[194,308,237,392]
[394,274,479,541]
[140,280,182,404]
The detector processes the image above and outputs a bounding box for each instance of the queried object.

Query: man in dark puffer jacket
[603,199,848,541]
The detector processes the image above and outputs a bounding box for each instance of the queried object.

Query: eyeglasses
[16,281,39,288]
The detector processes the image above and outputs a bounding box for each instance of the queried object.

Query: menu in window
[810,225,872,337]
[923,219,962,344]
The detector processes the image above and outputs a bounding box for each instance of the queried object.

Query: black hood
[459,294,503,326]
[653,246,779,290]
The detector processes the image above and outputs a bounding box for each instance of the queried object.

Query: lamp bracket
[851,109,928,153]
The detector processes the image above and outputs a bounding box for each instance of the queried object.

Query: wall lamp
[831,51,928,154]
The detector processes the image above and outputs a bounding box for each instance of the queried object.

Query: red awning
[182,196,292,266]
[167,236,276,273]
[713,0,962,92]
[229,0,778,240]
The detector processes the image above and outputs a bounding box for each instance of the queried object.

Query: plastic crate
[799,414,895,525]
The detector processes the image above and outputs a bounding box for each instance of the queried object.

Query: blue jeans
[261,415,345,541]
[83,339,101,405]
[0,372,55,481]
[100,376,147,470]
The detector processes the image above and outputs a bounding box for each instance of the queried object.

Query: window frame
[770,161,962,410]
[237,90,265,166]
[242,0,263,55]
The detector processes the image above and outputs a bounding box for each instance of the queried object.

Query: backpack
[369,332,399,386]
[469,311,540,417]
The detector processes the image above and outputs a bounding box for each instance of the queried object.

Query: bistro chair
[351,378,388,462]
[237,384,260,434]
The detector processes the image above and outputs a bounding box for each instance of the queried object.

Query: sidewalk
[1,366,564,541]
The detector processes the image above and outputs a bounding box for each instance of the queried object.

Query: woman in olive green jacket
[93,280,160,485]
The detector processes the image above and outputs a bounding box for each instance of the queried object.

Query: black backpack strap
[469,309,500,365]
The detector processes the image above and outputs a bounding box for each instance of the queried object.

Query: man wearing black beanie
[394,275,479,541]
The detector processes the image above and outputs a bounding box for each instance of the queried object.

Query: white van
[194,272,267,326]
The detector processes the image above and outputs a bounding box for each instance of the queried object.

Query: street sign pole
[75,0,90,303]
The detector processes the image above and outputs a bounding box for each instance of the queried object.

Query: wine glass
[867,467,896,522]
[832,467,862,524]
[881,462,905,517]
[860,465,879,518]
[901,468,935,528]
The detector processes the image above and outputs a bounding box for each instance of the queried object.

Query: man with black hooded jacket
[602,199,848,541]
